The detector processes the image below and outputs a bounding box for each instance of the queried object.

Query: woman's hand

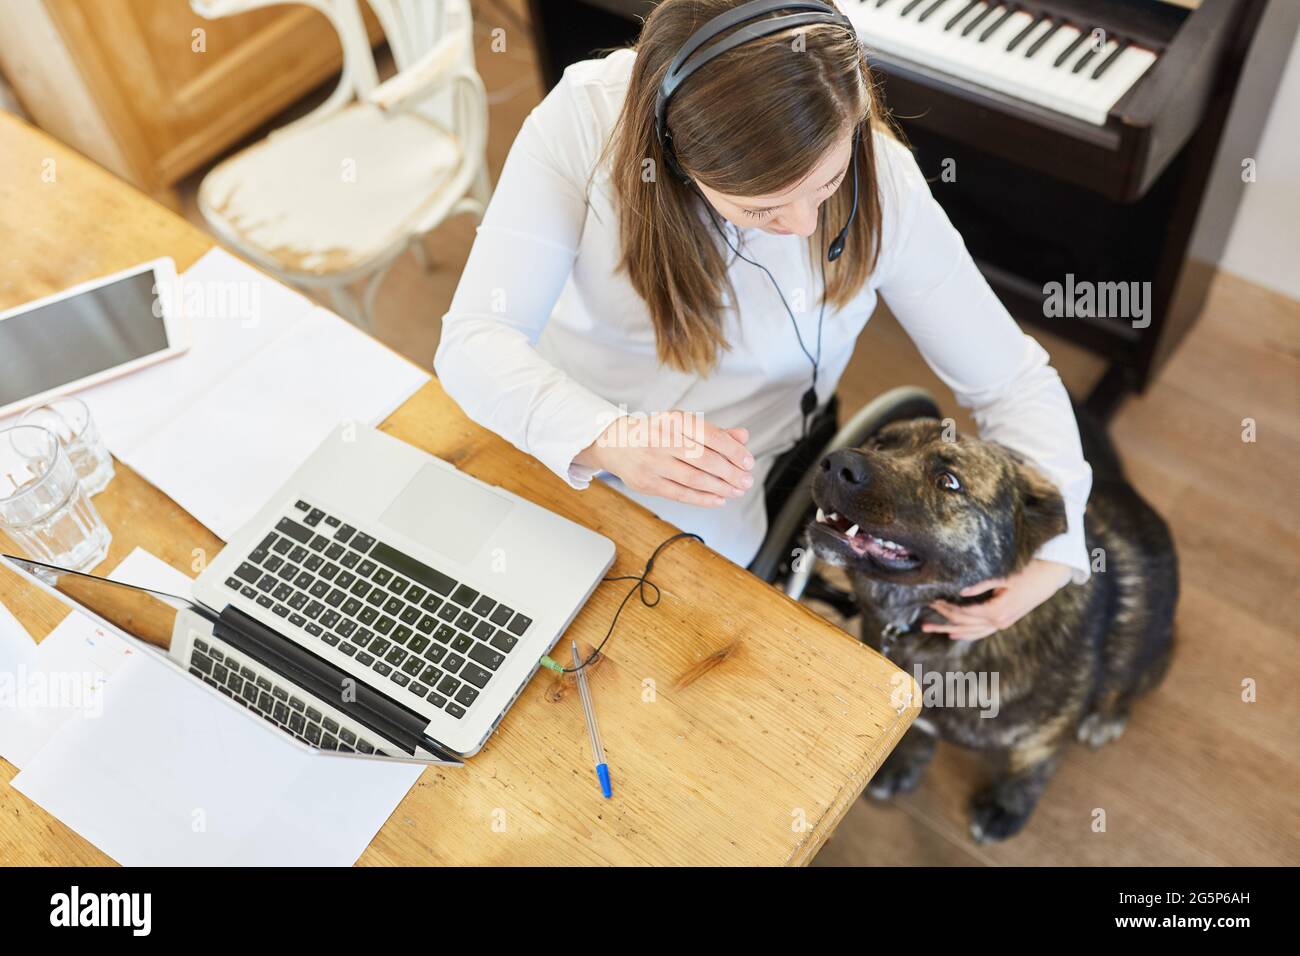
[922,559,1073,640]
[573,410,754,508]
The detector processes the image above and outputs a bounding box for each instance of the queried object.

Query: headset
[653,0,863,437]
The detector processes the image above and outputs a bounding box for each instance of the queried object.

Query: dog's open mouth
[812,509,924,571]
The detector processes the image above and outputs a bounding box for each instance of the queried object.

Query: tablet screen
[0,268,169,408]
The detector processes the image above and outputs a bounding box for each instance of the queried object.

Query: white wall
[1202,3,1300,301]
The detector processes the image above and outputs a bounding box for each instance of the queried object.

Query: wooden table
[0,112,917,866]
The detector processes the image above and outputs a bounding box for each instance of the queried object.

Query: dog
[808,415,1177,842]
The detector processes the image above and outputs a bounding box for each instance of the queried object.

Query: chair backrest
[362,0,474,74]
[191,0,476,129]
[362,0,475,127]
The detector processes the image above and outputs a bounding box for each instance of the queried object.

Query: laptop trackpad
[379,464,513,565]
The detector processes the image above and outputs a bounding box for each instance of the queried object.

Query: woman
[435,0,1093,639]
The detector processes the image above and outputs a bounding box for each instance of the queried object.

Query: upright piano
[527,0,1271,416]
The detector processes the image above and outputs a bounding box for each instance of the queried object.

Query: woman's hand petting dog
[924,559,1074,640]
[574,411,754,508]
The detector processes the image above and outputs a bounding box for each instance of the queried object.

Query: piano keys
[845,0,1158,126]
[839,0,1228,201]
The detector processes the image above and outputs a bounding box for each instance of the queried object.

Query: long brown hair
[602,0,893,374]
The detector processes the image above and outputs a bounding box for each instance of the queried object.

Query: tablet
[0,257,190,419]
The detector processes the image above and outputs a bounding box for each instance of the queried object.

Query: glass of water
[19,396,115,496]
[0,425,111,573]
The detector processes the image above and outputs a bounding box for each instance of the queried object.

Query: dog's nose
[821,448,871,486]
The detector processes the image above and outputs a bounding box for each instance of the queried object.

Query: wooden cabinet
[0,0,382,205]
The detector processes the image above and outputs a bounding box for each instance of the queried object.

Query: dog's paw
[1076,712,1128,748]
[866,758,927,801]
[968,788,1033,843]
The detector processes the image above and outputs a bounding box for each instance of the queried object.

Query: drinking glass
[19,396,115,496]
[0,425,111,573]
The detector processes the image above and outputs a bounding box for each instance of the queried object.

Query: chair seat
[199,102,462,276]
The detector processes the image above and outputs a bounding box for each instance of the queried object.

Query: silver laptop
[4,422,615,762]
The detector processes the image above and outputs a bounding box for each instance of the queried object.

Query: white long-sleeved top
[435,49,1092,581]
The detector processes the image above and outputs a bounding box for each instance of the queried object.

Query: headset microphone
[826,128,860,263]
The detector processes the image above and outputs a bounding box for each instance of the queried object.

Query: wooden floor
[175,0,1300,866]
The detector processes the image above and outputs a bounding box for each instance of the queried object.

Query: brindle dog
[808,416,1176,842]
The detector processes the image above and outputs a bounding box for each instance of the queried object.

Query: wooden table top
[0,111,917,866]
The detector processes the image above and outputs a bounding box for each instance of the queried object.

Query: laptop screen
[2,555,459,766]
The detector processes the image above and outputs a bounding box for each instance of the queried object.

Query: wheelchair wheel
[750,386,942,601]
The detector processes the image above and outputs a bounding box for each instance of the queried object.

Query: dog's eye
[935,471,962,492]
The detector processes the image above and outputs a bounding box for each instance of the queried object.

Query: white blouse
[435,49,1092,580]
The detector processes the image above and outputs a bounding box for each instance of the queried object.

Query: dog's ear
[1013,460,1068,567]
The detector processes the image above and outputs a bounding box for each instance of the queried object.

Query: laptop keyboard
[221,499,533,721]
[189,637,380,754]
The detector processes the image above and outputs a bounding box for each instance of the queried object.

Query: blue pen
[572,640,612,798]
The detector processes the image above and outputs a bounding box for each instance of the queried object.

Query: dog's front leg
[866,722,937,801]
[969,736,1063,843]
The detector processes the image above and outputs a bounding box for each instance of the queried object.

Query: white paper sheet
[107,545,198,595]
[3,249,431,541]
[0,548,176,768]
[0,597,39,765]
[10,547,425,865]
[14,653,425,865]
[63,250,317,452]
[0,250,312,445]
[122,303,429,539]
[0,597,35,660]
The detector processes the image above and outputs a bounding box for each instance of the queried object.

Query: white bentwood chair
[190,0,491,329]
